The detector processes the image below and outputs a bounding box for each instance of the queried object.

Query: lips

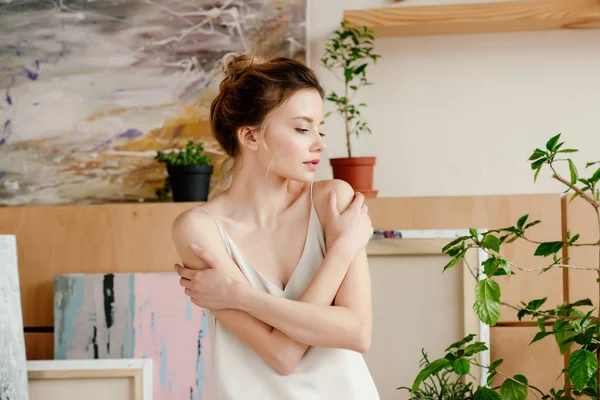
[304,159,320,165]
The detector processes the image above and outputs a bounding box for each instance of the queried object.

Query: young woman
[171,53,380,400]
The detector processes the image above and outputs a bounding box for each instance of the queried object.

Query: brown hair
[209,53,324,175]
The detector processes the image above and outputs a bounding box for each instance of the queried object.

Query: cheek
[267,134,305,161]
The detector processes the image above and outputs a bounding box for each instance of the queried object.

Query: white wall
[309,0,600,197]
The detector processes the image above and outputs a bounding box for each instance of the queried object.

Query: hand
[174,245,238,310]
[327,190,373,258]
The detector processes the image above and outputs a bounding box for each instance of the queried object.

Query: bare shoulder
[171,205,229,267]
[311,179,357,231]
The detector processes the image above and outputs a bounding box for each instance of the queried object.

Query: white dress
[198,184,380,400]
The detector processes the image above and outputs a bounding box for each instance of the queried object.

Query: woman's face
[258,89,327,182]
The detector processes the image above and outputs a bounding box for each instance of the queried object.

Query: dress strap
[196,207,233,257]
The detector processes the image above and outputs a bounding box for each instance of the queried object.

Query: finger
[328,190,339,216]
[174,263,195,280]
[351,192,365,210]
[179,277,192,289]
[190,298,203,309]
[361,203,368,214]
[190,244,218,268]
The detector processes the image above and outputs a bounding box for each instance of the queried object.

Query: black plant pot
[167,164,213,202]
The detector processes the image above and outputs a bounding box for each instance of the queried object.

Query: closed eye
[296,128,326,137]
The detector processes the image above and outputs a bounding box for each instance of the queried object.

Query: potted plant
[402,133,600,400]
[321,19,381,197]
[155,140,213,202]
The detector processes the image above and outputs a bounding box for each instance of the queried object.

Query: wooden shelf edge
[344,0,600,37]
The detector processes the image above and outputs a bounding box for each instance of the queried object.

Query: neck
[222,161,302,227]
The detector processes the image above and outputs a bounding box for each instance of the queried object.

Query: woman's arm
[230,180,373,352]
[171,185,365,374]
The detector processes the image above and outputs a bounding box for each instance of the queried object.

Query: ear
[237,126,260,152]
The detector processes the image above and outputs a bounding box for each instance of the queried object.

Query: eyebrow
[293,116,325,125]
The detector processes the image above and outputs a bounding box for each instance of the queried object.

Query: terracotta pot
[329,156,378,198]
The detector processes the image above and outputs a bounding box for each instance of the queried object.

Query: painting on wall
[0,235,29,400]
[0,0,307,206]
[54,273,209,400]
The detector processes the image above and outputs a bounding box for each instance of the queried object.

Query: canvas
[54,273,209,400]
[0,235,29,400]
[0,0,307,206]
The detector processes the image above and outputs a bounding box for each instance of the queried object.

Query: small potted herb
[155,140,213,202]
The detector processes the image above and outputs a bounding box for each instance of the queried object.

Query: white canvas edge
[377,229,491,387]
[27,359,153,399]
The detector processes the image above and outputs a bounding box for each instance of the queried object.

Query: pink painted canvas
[54,273,210,399]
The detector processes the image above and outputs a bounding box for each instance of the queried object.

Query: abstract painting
[55,273,210,400]
[0,235,29,400]
[0,0,307,205]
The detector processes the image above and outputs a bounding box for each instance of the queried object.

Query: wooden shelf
[343,0,600,37]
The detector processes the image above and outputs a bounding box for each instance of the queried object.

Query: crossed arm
[171,181,373,375]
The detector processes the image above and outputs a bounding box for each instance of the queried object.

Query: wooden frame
[344,0,600,37]
[366,229,490,386]
[26,359,152,400]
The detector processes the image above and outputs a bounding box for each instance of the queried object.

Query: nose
[311,133,327,153]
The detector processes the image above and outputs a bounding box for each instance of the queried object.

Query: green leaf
[530,330,553,344]
[568,159,578,185]
[353,63,368,75]
[527,297,547,310]
[499,259,512,275]
[528,148,546,161]
[489,359,504,371]
[442,236,469,253]
[531,158,546,170]
[546,133,561,151]
[464,342,488,356]
[483,257,500,277]
[557,149,578,153]
[445,334,476,351]
[410,358,451,392]
[568,349,598,391]
[443,252,465,272]
[534,166,542,182]
[592,167,600,183]
[473,279,501,326]
[452,358,470,375]
[534,241,564,257]
[469,228,479,238]
[481,235,501,252]
[570,299,593,307]
[517,214,528,229]
[474,387,502,400]
[500,375,528,400]
[553,320,575,355]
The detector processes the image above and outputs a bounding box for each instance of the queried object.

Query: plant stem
[596,195,600,395]
[500,302,599,322]
[521,235,600,247]
[344,80,352,158]
[550,165,599,209]
[505,259,599,272]
[470,361,543,399]
[462,256,480,281]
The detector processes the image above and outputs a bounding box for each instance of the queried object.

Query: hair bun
[221,53,266,82]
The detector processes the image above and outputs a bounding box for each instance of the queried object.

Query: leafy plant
[320,19,381,158]
[405,133,600,400]
[397,348,476,400]
[155,140,212,167]
[155,140,212,198]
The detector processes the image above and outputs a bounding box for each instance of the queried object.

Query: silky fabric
[197,183,379,400]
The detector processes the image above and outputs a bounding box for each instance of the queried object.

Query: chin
[278,170,315,183]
